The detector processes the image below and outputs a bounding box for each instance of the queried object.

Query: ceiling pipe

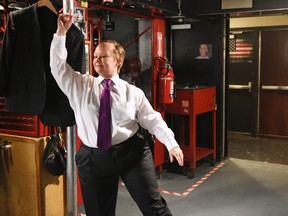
[125,0,179,15]
[88,1,152,19]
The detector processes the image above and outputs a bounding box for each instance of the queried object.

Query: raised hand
[56,9,73,36]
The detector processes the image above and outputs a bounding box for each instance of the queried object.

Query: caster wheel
[187,171,195,179]
[211,160,216,166]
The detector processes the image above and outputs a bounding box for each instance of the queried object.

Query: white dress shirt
[50,34,179,151]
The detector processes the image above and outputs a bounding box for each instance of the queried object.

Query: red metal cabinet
[165,86,217,178]
[0,98,48,137]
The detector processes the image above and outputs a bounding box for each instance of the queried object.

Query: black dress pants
[75,134,173,216]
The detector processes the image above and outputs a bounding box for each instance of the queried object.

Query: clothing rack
[67,125,77,215]
[60,0,78,215]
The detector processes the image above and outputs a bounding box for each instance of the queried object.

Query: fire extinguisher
[154,57,175,104]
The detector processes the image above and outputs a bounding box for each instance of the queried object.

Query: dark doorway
[228,30,258,135]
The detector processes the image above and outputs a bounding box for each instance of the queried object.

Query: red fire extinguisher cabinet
[165,86,217,178]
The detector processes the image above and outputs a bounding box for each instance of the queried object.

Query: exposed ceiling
[2,0,288,17]
[86,0,200,26]
[0,0,195,17]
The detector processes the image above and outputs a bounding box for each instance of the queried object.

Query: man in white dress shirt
[50,12,184,216]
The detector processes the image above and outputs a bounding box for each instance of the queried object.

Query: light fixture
[171,23,191,30]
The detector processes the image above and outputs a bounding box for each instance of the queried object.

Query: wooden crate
[0,133,66,216]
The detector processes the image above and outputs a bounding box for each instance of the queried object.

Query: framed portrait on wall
[74,7,85,22]
[195,43,212,59]
[74,7,87,38]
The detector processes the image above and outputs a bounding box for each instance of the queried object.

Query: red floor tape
[120,162,225,197]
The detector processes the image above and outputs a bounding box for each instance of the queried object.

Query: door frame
[227,29,259,137]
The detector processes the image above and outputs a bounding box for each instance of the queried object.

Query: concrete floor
[115,158,288,216]
[79,135,288,215]
[228,133,288,165]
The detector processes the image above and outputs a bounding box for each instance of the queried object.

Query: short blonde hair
[101,39,125,72]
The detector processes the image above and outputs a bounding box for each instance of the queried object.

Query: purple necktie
[97,79,112,152]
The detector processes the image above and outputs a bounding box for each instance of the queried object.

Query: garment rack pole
[67,125,77,216]
[62,0,77,214]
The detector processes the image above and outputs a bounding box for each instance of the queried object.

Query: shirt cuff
[165,139,179,152]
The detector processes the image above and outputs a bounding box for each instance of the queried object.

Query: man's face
[199,44,209,57]
[93,42,120,78]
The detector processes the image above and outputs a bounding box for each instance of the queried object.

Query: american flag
[229,38,253,63]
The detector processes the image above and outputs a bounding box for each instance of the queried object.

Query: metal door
[259,29,288,137]
[228,31,258,135]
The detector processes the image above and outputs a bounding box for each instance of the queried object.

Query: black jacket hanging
[0,4,85,127]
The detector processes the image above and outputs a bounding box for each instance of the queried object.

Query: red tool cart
[165,86,217,178]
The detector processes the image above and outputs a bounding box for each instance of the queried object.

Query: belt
[111,132,139,152]
[80,132,144,153]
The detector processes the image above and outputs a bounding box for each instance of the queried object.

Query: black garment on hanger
[37,6,85,126]
[0,4,85,127]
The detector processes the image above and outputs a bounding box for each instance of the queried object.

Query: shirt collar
[98,74,120,86]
